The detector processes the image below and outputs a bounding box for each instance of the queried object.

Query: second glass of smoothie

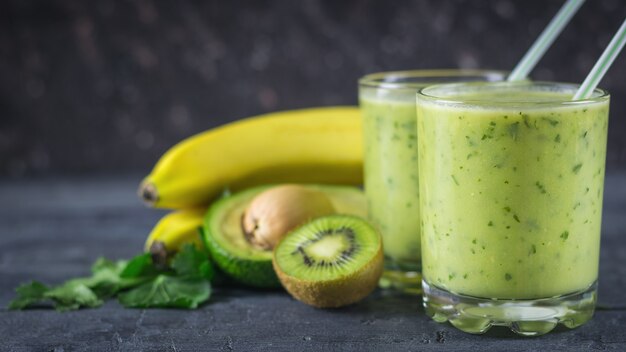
[416,81,609,336]
[358,70,507,292]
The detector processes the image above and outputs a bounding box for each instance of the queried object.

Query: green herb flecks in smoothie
[573,163,583,174]
[535,181,547,194]
[361,98,421,264]
[417,90,608,299]
[507,122,520,141]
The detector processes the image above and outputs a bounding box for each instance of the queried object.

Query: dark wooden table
[1,175,625,351]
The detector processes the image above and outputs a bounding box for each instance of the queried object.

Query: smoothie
[417,83,609,300]
[361,98,421,265]
[359,71,507,282]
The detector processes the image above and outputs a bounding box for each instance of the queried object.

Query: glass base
[422,280,597,336]
[378,259,422,294]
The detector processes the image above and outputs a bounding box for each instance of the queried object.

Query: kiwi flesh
[272,215,383,308]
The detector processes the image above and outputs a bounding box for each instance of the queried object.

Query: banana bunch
[141,106,363,253]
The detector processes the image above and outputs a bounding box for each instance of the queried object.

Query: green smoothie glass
[416,81,610,336]
[358,70,507,292]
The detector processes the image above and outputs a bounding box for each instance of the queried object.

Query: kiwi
[202,185,366,288]
[242,185,336,250]
[272,215,383,308]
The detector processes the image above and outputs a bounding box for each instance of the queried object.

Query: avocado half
[202,184,366,288]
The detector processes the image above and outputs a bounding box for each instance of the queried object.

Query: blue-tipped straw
[508,0,585,81]
[573,18,626,100]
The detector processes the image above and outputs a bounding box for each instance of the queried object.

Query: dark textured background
[1,0,626,177]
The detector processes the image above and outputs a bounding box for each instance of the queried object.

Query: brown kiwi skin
[272,230,384,308]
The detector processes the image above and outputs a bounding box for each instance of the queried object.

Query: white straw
[508,0,585,81]
[573,18,626,100]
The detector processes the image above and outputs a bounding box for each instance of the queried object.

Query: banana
[139,106,363,209]
[145,208,206,253]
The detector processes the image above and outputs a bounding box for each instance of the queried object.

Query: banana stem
[139,182,159,206]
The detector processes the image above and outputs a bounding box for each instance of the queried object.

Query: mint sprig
[118,275,210,309]
[8,244,214,311]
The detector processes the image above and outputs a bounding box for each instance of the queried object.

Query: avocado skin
[207,236,281,288]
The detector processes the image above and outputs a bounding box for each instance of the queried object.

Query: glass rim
[416,81,610,108]
[358,69,509,90]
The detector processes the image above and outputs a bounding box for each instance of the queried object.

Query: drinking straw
[573,18,626,100]
[508,0,585,81]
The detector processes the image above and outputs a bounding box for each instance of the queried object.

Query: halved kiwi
[272,215,383,308]
[202,185,366,288]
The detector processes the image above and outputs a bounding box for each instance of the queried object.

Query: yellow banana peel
[144,208,206,253]
[139,106,363,209]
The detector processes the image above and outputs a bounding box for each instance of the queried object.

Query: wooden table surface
[1,175,625,351]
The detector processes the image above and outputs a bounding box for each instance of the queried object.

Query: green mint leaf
[198,261,214,280]
[118,275,211,309]
[8,281,50,310]
[171,244,214,281]
[86,258,147,297]
[120,253,161,279]
[87,257,138,297]
[8,246,214,311]
[8,256,154,311]
[91,257,127,274]
[44,281,103,311]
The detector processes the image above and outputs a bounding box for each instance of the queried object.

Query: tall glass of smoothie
[358,70,507,292]
[416,81,610,336]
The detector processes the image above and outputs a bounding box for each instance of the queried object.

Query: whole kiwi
[242,185,335,250]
